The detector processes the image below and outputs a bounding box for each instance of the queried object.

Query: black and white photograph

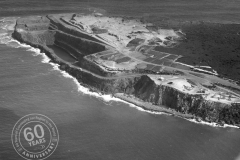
[0,0,240,160]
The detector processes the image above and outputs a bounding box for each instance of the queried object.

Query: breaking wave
[186,117,239,129]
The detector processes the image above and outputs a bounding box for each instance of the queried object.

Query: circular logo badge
[11,114,59,160]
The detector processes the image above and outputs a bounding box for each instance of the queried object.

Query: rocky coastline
[12,14,240,128]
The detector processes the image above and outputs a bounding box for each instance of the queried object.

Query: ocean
[1,0,240,160]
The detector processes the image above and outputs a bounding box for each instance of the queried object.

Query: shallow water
[1,1,240,160]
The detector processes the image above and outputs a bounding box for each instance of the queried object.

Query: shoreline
[1,31,239,129]
[113,93,240,129]
[25,44,240,129]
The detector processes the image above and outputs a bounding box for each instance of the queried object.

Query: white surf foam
[41,54,51,63]
[185,117,239,129]
[45,60,171,115]
[51,65,172,115]
[49,62,60,71]
[9,39,31,48]
[0,31,51,63]
[6,42,21,48]
[0,32,32,49]
[27,47,42,56]
[0,35,12,44]
[0,32,51,63]
[26,47,50,63]
[0,32,46,62]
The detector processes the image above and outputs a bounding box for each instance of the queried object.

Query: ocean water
[1,1,240,160]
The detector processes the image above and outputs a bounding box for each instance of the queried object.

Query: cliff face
[131,75,240,124]
[62,63,240,125]
[12,15,240,127]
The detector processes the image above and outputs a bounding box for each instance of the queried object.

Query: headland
[12,12,240,127]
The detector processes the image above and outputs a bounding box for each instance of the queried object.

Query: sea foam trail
[49,60,170,115]
[26,47,51,63]
[0,33,31,49]
[186,118,239,129]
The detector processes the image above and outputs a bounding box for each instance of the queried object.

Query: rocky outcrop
[131,75,240,125]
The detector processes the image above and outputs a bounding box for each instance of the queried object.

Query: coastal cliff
[12,14,240,127]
